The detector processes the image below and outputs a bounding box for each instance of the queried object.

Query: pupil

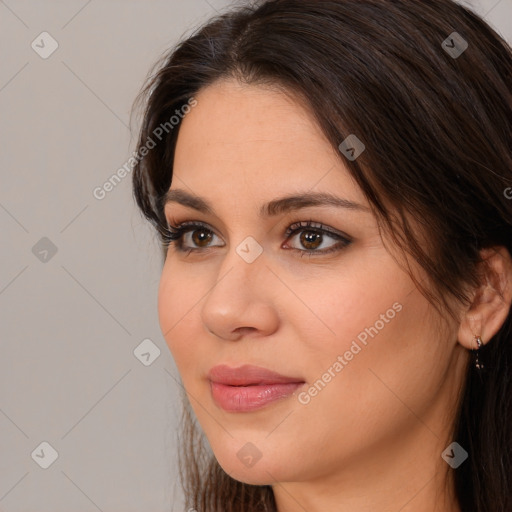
[193,230,212,246]
[301,231,321,249]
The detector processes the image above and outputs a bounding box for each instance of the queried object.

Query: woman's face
[158,78,469,489]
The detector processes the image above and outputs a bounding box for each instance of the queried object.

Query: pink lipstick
[207,364,305,412]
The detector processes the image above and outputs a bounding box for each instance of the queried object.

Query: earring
[473,335,484,371]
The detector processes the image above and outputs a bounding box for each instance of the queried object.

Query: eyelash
[162,219,352,257]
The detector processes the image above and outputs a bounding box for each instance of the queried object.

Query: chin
[215,456,278,486]
[211,439,300,486]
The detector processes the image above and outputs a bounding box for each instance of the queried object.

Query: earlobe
[457,246,512,351]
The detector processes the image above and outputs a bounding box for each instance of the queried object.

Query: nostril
[234,327,257,336]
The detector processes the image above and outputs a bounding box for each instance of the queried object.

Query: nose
[200,244,279,341]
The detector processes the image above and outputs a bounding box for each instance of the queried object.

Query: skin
[157,77,512,512]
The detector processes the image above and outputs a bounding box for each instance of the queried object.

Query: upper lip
[207,364,305,386]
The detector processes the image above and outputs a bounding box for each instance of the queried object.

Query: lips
[207,364,304,386]
[207,364,306,412]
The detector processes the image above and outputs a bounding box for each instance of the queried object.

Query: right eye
[164,221,225,253]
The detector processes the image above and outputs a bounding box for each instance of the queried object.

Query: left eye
[283,221,352,256]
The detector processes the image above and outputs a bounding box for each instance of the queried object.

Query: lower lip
[210,381,304,412]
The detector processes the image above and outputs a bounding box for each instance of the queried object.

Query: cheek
[296,278,445,432]
[292,267,444,417]
[291,266,410,366]
[157,265,201,371]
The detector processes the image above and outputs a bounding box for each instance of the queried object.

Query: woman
[131,0,512,510]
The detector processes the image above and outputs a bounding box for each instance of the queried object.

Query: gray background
[1,1,511,511]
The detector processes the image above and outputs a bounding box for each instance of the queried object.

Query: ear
[458,246,512,350]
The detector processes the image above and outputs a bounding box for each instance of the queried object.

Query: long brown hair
[130,1,512,510]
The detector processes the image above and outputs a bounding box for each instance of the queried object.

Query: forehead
[176,78,330,158]
[172,78,361,200]
[179,77,316,140]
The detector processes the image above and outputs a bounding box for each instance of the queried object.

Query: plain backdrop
[1,1,511,511]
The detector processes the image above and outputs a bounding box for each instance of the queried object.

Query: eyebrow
[163,189,371,217]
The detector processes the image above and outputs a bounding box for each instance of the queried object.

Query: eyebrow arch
[163,188,371,217]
